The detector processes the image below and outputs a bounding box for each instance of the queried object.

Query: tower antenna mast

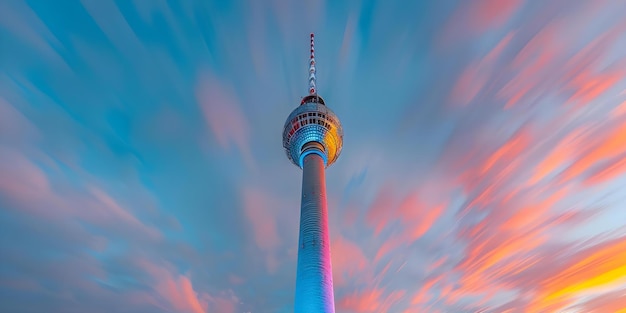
[309,33,316,95]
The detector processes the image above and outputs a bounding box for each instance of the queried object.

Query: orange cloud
[563,122,626,182]
[338,288,405,313]
[410,288,430,305]
[528,127,587,186]
[501,186,569,231]
[584,154,626,186]
[578,288,626,312]
[541,236,626,301]
[338,288,384,313]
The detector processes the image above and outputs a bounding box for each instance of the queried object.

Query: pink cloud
[204,294,237,313]
[410,276,440,306]
[449,63,485,107]
[365,184,397,235]
[562,122,626,183]
[331,234,369,287]
[242,187,282,273]
[228,274,244,285]
[87,186,162,240]
[138,259,238,313]
[0,145,163,243]
[365,187,448,263]
[406,201,446,241]
[0,278,41,292]
[0,147,52,212]
[195,73,254,168]
[0,97,39,143]
[470,0,524,32]
[339,11,358,66]
[373,235,406,264]
[338,288,383,313]
[0,1,67,64]
[449,32,515,107]
[611,100,626,118]
[438,0,524,48]
[565,64,626,107]
[527,127,588,186]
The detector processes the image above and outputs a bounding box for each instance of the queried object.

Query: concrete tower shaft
[295,152,334,312]
[282,34,342,313]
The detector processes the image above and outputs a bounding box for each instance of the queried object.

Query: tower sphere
[282,95,343,168]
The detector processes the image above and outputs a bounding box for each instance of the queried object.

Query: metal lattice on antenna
[309,33,316,95]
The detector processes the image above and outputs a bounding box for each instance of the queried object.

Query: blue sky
[2,0,626,312]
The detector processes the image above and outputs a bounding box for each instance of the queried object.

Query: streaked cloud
[2,0,626,312]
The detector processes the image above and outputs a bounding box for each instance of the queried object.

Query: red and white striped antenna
[309,33,316,95]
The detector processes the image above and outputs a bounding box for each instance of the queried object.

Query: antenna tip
[310,33,314,37]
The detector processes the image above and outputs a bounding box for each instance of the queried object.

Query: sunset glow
[1,0,626,312]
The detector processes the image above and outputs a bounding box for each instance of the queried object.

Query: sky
[1,0,626,312]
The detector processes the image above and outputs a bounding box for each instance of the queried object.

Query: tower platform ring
[282,101,343,168]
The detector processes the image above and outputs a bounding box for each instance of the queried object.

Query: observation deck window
[300,95,326,105]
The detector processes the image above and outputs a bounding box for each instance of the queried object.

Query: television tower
[282,33,343,312]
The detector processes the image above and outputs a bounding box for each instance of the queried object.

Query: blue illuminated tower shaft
[294,152,335,313]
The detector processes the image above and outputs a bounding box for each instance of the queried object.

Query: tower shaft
[294,152,335,313]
